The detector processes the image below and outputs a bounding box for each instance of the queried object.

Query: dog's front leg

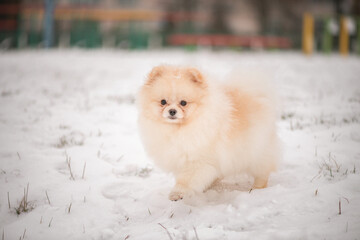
[169,161,219,201]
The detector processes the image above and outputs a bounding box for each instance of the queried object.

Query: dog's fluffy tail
[225,68,280,118]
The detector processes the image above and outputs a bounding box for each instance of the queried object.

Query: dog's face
[139,65,208,125]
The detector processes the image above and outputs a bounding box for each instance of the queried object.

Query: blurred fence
[303,13,360,55]
[0,1,294,50]
[0,1,359,54]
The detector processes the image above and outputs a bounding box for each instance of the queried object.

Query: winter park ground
[0,50,359,240]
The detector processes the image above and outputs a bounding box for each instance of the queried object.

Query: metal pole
[339,16,349,56]
[302,13,314,55]
[44,0,55,48]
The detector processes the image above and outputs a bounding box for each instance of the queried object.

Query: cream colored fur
[137,65,280,201]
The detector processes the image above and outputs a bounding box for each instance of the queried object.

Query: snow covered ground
[0,50,359,240]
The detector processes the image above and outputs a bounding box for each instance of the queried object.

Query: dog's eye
[161,99,167,105]
[180,100,187,106]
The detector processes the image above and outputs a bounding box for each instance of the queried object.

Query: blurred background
[0,0,359,54]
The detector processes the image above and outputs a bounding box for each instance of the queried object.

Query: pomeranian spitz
[137,65,280,201]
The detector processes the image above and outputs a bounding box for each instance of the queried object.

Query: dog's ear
[186,68,206,87]
[146,65,165,85]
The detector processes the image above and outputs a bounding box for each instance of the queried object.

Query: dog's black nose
[169,109,177,116]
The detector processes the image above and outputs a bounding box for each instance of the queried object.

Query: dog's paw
[168,185,193,201]
[168,191,184,201]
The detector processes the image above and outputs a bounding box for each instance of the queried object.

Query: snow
[0,50,359,240]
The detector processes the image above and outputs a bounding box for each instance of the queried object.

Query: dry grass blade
[25,183,29,210]
[22,229,26,239]
[193,226,199,240]
[15,183,33,215]
[66,153,75,180]
[7,192,10,209]
[338,198,341,215]
[17,152,21,160]
[48,217,53,227]
[68,203,72,213]
[82,162,87,179]
[23,188,26,211]
[330,157,341,172]
[342,196,350,204]
[158,223,173,240]
[45,190,51,205]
